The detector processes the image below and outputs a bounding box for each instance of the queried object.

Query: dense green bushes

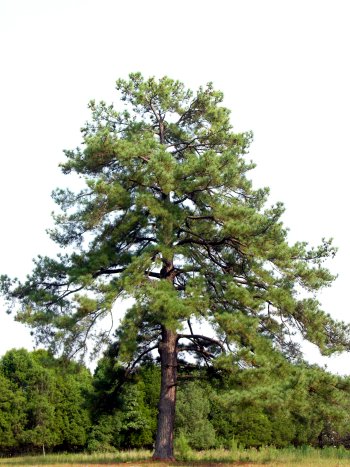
[0,349,91,454]
[1,347,350,455]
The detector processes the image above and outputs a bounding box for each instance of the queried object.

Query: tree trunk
[153,326,178,460]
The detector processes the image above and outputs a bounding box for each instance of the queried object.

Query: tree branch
[94,268,126,276]
[125,344,159,375]
[177,334,226,353]
[176,236,229,247]
[187,319,194,335]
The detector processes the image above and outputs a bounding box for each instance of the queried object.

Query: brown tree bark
[152,326,178,460]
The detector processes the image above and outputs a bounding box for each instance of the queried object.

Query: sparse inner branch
[178,334,226,353]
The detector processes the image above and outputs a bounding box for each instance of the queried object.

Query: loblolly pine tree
[1,73,350,459]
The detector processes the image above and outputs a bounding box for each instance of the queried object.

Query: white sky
[1,0,350,374]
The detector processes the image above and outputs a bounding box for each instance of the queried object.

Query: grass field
[2,446,350,466]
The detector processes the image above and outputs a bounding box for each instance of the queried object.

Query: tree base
[152,456,176,462]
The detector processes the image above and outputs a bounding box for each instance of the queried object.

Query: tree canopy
[1,73,350,459]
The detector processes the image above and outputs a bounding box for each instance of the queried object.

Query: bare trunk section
[153,326,178,460]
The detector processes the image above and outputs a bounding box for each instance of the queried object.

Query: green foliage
[175,381,216,449]
[86,414,119,453]
[88,352,160,451]
[0,373,26,451]
[174,431,192,461]
[0,349,92,454]
[233,407,272,447]
[117,382,154,448]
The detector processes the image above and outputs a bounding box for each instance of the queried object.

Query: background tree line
[1,347,350,456]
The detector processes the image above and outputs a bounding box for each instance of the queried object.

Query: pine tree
[1,73,350,459]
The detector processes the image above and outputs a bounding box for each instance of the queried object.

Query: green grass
[1,446,350,466]
[0,450,151,465]
[187,445,350,465]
